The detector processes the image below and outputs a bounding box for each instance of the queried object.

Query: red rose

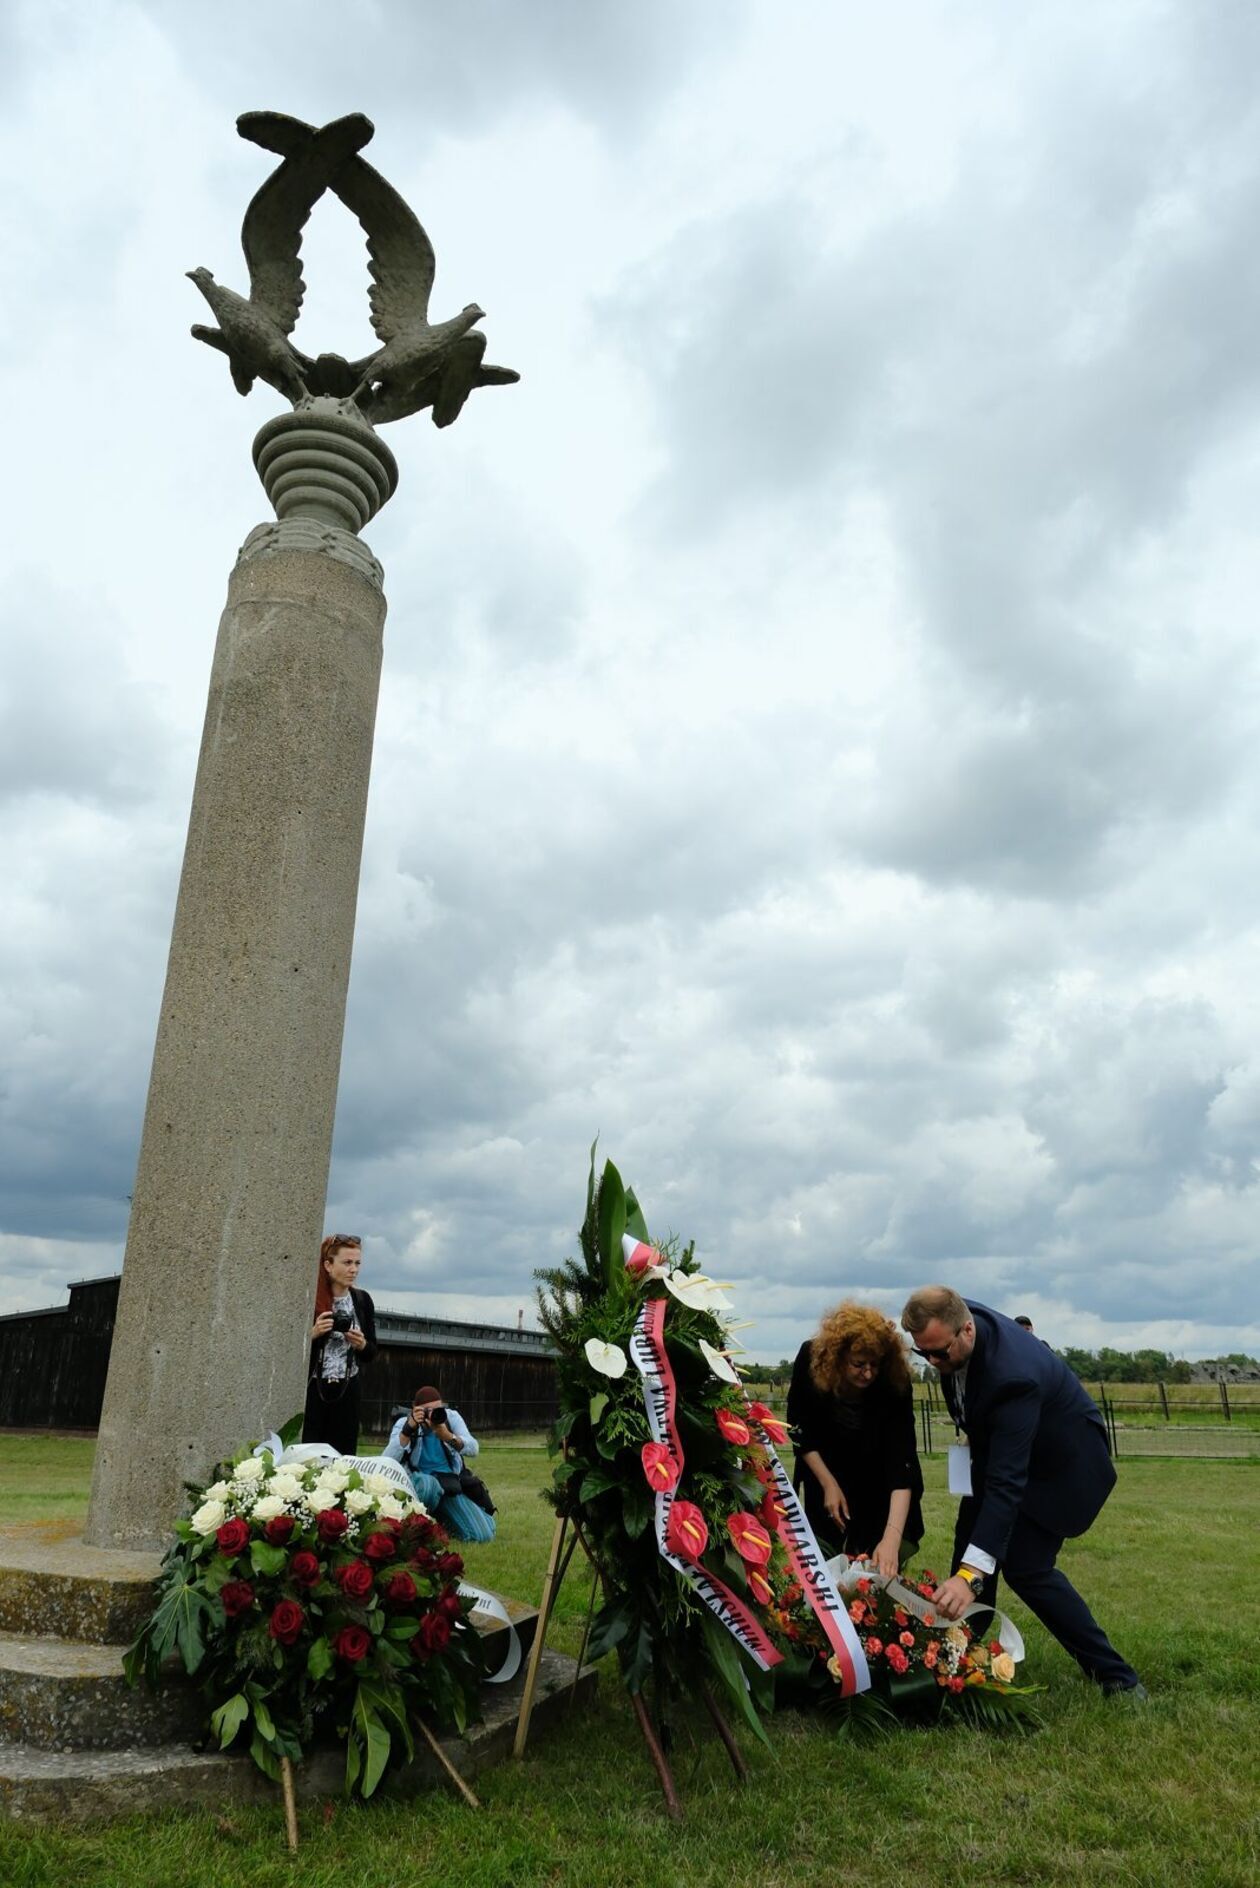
[362,1531,396,1564]
[290,1550,321,1587]
[316,1508,350,1543]
[216,1518,250,1558]
[435,1551,464,1579]
[385,1570,416,1608]
[437,1589,462,1621]
[268,1599,305,1645]
[337,1559,375,1601]
[221,1579,255,1618]
[402,1514,437,1547]
[410,1546,436,1572]
[413,1611,451,1657]
[263,1515,295,1546]
[333,1624,372,1663]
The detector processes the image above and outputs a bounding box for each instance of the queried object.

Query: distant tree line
[750,1348,1259,1387]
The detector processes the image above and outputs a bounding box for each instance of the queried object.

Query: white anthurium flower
[698,1337,741,1383]
[344,1487,374,1515]
[584,1337,629,1379]
[190,1498,227,1536]
[233,1456,265,1483]
[663,1272,734,1314]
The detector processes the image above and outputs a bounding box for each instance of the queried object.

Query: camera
[330,1303,355,1334]
[427,1404,449,1427]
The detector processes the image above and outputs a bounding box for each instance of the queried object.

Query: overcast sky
[3,0,1260,1363]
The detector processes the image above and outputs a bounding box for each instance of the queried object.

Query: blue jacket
[945,1300,1115,1562]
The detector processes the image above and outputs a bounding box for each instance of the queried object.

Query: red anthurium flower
[727,1512,773,1566]
[746,1567,773,1606]
[664,1500,708,1562]
[746,1402,789,1445]
[715,1408,752,1447]
[641,1442,681,1491]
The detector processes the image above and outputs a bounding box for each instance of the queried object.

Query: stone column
[85,405,398,1550]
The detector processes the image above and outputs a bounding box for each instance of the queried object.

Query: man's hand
[931,1575,975,1621]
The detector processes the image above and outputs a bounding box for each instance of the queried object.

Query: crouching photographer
[383,1384,497,1543]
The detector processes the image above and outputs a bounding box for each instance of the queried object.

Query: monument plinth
[84,109,517,1550]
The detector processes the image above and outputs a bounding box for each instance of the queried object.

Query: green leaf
[249,1541,288,1578]
[250,1692,277,1743]
[623,1186,650,1245]
[210,1692,249,1749]
[621,1479,652,1540]
[386,1616,420,1639]
[277,1410,305,1448]
[700,1614,773,1749]
[249,1730,281,1782]
[588,1392,609,1427]
[586,1601,633,1663]
[350,1689,393,1798]
[307,1636,333,1681]
[596,1159,627,1283]
[578,1465,619,1502]
[623,1618,654,1694]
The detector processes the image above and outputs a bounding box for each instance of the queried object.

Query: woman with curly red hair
[786,1301,923,1577]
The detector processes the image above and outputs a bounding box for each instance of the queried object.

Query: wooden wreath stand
[511,1508,749,1821]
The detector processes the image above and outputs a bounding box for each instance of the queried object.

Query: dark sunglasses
[912,1336,959,1363]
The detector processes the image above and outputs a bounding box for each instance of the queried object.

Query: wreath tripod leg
[699,1679,749,1781]
[630,1688,683,1821]
[512,1511,572,1758]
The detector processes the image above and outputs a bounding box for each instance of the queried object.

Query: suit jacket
[307,1285,378,1383]
[944,1300,1114,1562]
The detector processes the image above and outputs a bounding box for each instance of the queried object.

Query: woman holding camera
[302,1233,378,1455]
[383,1385,496,1543]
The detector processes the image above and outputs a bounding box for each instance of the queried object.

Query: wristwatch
[958,1566,988,1596]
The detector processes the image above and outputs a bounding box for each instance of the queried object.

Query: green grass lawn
[1,1438,1257,1887]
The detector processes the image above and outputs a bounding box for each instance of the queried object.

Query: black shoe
[1102,1680,1149,1701]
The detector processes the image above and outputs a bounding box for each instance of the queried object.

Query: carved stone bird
[188,113,374,403]
[237,110,519,426]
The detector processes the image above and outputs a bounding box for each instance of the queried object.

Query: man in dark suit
[901,1286,1144,1697]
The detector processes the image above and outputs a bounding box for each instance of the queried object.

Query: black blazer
[945,1299,1114,1561]
[307,1285,378,1383]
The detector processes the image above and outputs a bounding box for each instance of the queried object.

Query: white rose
[234,1456,265,1482]
[204,1480,230,1502]
[377,1493,407,1520]
[191,1498,226,1535]
[307,1487,338,1514]
[269,1475,303,1503]
[345,1488,374,1515]
[250,1494,286,1523]
[364,1472,397,1498]
[319,1467,349,1493]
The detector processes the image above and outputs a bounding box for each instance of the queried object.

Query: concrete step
[0,1648,596,1822]
[0,1632,200,1752]
[0,1523,158,1645]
